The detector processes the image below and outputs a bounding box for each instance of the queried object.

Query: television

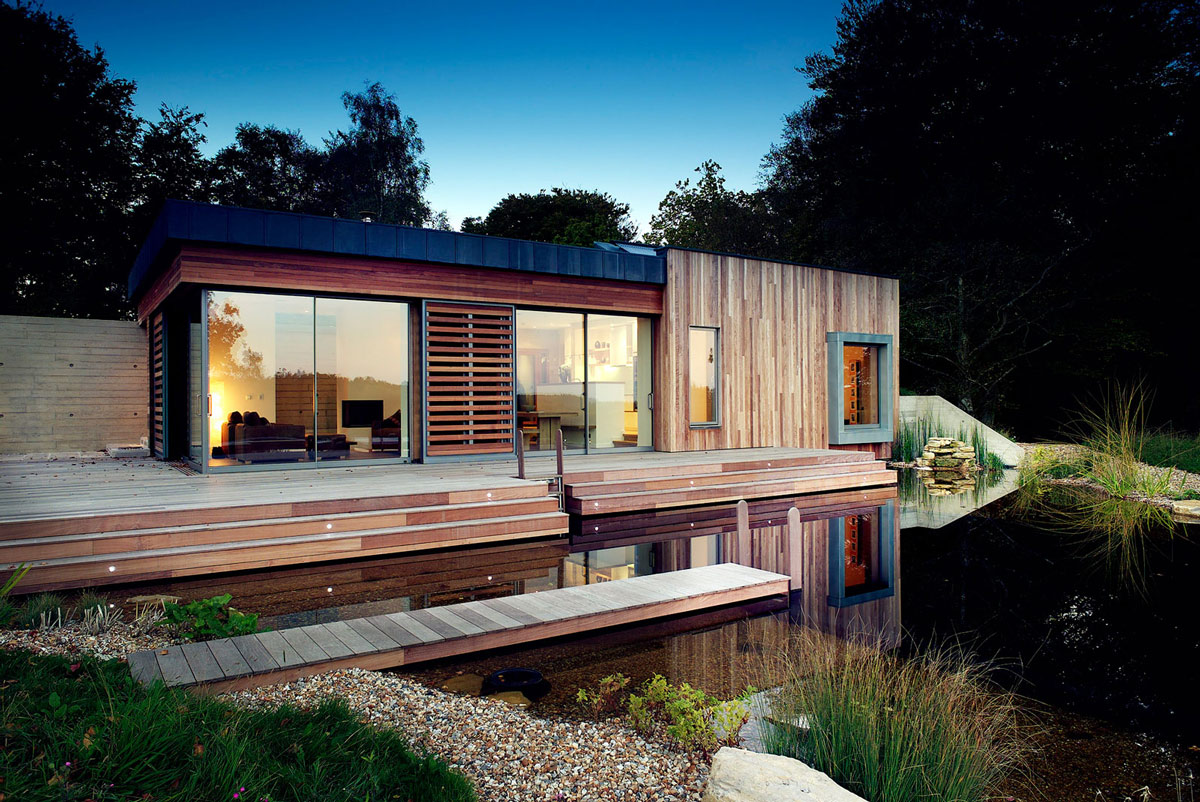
[341,400,384,428]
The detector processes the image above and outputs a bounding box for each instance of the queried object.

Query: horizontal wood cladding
[423,303,516,457]
[653,250,899,452]
[138,245,664,322]
[0,315,149,454]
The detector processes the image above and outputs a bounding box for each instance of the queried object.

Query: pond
[107,469,1199,799]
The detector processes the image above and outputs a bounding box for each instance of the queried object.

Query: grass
[0,649,476,802]
[757,629,1031,802]
[894,412,1006,470]
[1062,382,1176,498]
[1139,429,1200,474]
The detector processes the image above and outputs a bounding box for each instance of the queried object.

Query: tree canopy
[646,161,776,257]
[462,188,638,247]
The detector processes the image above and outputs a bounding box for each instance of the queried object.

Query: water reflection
[899,467,1018,529]
[111,488,902,649]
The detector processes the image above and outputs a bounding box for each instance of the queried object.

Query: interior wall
[653,250,900,454]
[0,315,148,454]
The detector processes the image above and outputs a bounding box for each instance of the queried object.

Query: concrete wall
[898,395,1024,466]
[0,315,148,454]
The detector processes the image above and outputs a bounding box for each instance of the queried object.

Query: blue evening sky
[47,1,841,233]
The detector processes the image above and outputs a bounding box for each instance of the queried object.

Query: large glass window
[688,326,719,426]
[315,298,409,461]
[515,311,585,451]
[587,315,653,449]
[205,290,409,468]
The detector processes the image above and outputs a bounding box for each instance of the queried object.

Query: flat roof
[128,200,668,300]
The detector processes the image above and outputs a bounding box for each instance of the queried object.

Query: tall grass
[757,629,1030,802]
[894,412,1006,470]
[0,649,475,802]
[1065,382,1175,498]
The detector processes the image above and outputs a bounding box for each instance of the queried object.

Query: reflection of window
[689,327,719,426]
[827,501,895,607]
[827,332,893,444]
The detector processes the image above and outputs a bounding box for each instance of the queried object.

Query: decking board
[129,564,789,692]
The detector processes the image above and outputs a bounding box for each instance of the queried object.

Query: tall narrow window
[688,326,719,426]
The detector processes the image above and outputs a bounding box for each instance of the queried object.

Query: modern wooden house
[131,200,899,470]
[2,199,899,595]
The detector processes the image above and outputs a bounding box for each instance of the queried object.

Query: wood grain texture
[652,250,900,457]
[138,245,664,322]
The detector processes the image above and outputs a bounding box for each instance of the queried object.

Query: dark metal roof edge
[659,244,900,281]
[128,200,668,300]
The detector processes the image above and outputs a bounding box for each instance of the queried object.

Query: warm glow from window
[689,327,718,426]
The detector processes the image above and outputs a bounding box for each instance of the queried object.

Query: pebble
[2,625,711,801]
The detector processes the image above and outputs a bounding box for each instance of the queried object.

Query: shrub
[624,674,751,752]
[758,629,1030,802]
[0,648,475,802]
[575,672,630,719]
[163,593,259,641]
[19,592,69,629]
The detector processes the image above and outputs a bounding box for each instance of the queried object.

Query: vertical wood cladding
[653,250,899,453]
[423,302,516,457]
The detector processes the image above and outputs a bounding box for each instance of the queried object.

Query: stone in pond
[702,747,866,802]
[441,673,484,695]
[488,691,533,707]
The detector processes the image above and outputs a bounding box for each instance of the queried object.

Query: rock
[487,691,533,707]
[702,747,867,802]
[441,673,484,695]
[1173,499,1200,521]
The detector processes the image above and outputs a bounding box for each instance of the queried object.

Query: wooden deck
[126,563,790,693]
[560,447,895,515]
[0,447,894,593]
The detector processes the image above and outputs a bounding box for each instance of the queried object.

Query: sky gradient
[48,1,841,232]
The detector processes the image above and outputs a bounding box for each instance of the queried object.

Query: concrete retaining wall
[0,315,148,454]
[898,395,1024,466]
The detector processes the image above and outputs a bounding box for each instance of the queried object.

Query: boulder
[487,690,532,707]
[702,747,867,802]
[1172,499,1200,521]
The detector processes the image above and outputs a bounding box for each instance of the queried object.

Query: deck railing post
[555,429,565,478]
[515,433,526,480]
[736,499,751,565]
[786,506,801,592]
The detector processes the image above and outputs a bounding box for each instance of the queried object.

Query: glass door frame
[195,288,414,474]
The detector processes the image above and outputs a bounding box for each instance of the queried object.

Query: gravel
[227,669,710,802]
[2,625,711,801]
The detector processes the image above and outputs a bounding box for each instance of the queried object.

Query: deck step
[128,563,792,692]
[560,449,874,484]
[0,497,561,562]
[566,466,896,515]
[14,511,569,593]
[566,460,882,496]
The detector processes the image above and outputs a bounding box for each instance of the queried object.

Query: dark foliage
[462,187,638,247]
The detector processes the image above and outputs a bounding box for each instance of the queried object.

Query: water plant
[893,412,1005,471]
[756,628,1031,802]
[0,648,475,801]
[1064,381,1175,499]
[162,593,259,641]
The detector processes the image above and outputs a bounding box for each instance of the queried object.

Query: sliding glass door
[586,314,653,449]
[515,310,586,452]
[203,290,409,469]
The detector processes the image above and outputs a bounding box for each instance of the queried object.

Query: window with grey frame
[826,332,893,445]
[688,326,720,427]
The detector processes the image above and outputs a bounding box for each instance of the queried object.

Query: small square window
[688,327,719,427]
[827,501,895,608]
[827,332,893,444]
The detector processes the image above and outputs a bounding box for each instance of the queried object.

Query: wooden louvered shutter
[423,302,515,457]
[150,312,166,457]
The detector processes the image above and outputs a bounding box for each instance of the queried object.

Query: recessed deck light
[326,523,333,530]
[327,587,333,593]
[107,565,115,572]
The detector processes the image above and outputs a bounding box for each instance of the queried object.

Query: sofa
[220,411,307,463]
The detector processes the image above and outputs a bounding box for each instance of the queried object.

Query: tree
[0,1,140,318]
[462,188,637,246]
[762,0,1199,427]
[134,104,212,231]
[646,161,776,256]
[211,123,324,213]
[322,82,430,225]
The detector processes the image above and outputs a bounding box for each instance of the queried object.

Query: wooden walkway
[126,563,790,693]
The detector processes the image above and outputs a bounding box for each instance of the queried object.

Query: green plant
[893,413,1006,471]
[19,592,69,629]
[0,648,475,801]
[575,672,631,719]
[1064,381,1176,499]
[1166,487,1200,501]
[621,674,751,753]
[1140,430,1200,474]
[0,563,30,627]
[76,590,109,616]
[162,593,259,641]
[757,629,1031,802]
